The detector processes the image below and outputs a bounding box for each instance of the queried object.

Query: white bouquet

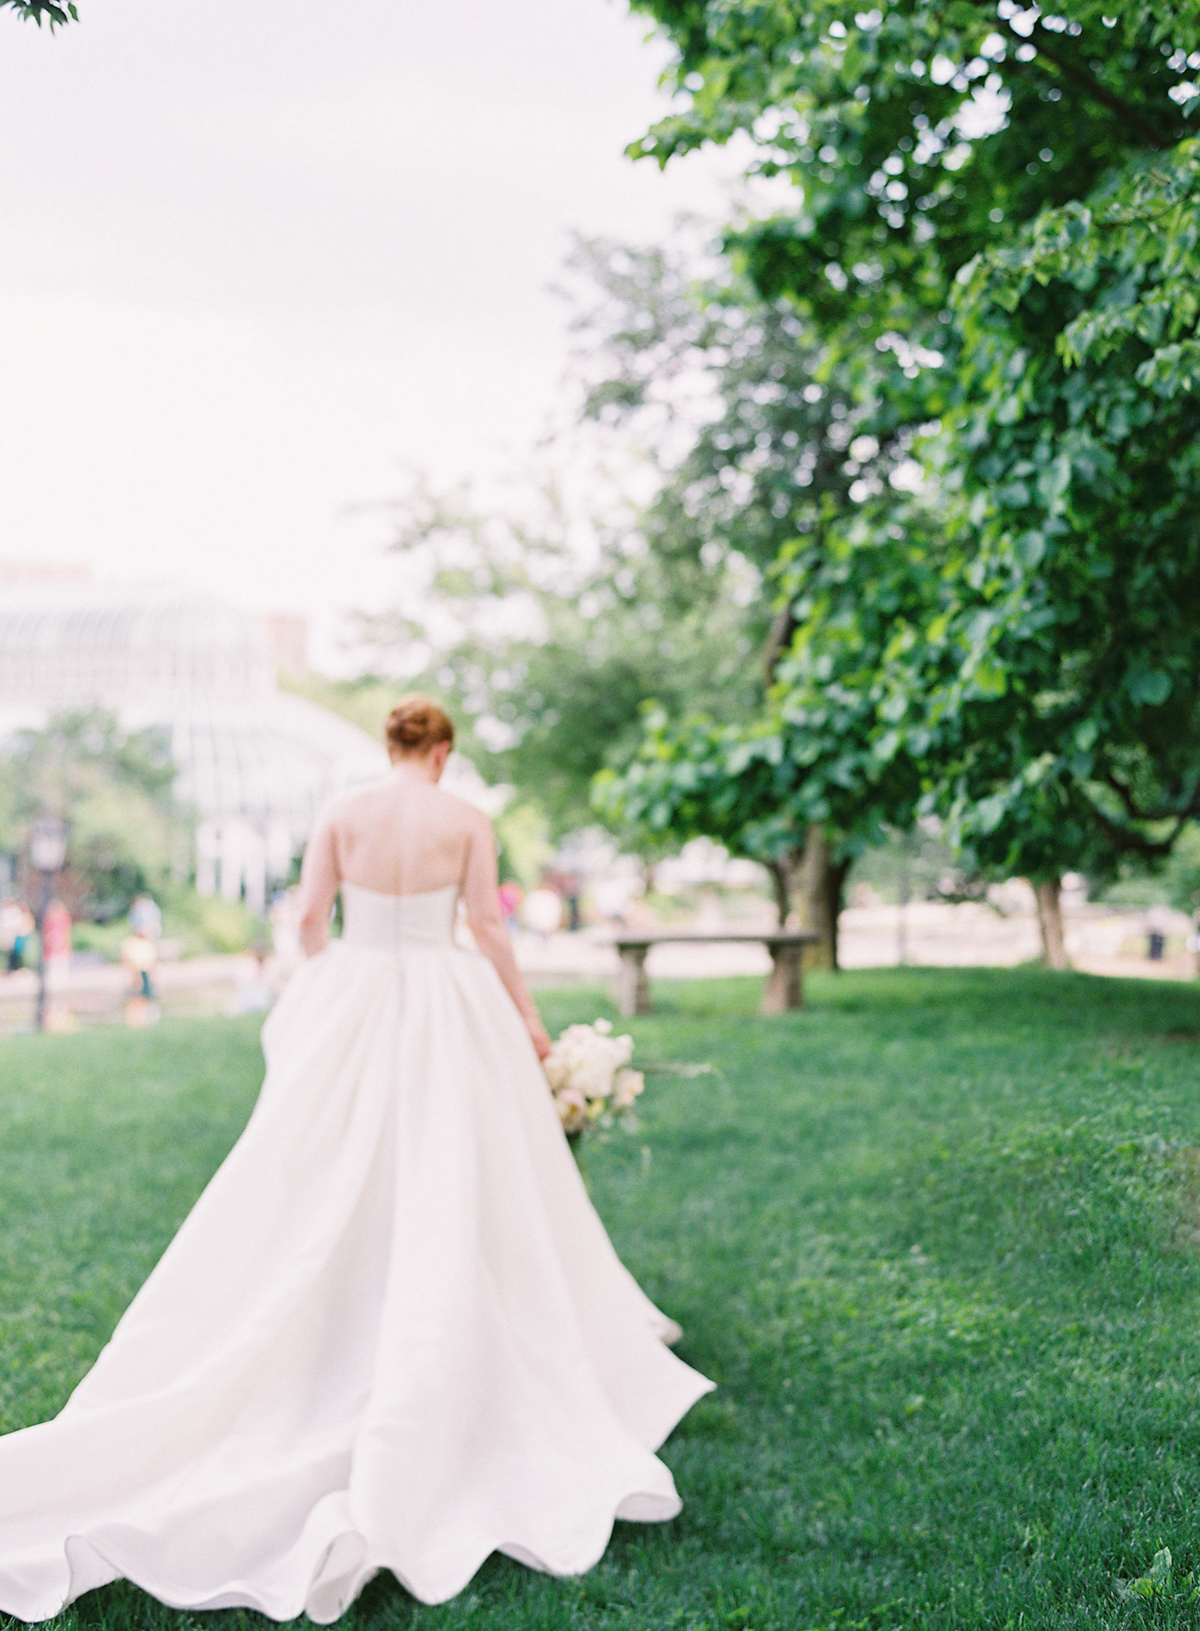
[543,1018,644,1138]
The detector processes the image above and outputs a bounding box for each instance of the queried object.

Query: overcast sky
[0,0,740,664]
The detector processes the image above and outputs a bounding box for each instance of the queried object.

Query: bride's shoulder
[311,779,388,832]
[432,785,492,832]
[314,777,490,837]
[318,782,375,819]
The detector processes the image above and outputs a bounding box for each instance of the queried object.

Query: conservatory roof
[0,580,387,831]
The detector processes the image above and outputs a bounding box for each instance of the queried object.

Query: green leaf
[1015,531,1046,569]
[975,796,1007,835]
[1127,669,1171,706]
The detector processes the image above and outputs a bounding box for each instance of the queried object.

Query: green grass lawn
[3,968,1200,1630]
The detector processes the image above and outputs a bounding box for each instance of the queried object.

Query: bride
[0,696,713,1623]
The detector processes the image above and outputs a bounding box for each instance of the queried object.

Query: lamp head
[29,817,68,875]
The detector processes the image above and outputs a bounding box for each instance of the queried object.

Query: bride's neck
[388,758,439,788]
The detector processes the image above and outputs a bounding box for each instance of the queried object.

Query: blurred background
[2,0,1197,1032]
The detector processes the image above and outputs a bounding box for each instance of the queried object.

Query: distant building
[262,613,310,679]
[0,573,387,912]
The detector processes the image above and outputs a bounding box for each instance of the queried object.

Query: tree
[596,499,957,966]
[565,234,911,609]
[567,235,927,955]
[614,0,1200,963]
[629,1,1198,331]
[760,143,1200,956]
[0,709,186,921]
[860,139,1200,962]
[3,2,77,26]
[356,472,760,840]
[594,519,939,966]
[365,238,923,935]
[1103,823,1200,921]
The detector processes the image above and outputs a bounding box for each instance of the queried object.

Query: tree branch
[2,0,77,25]
[1101,767,1200,825]
[762,602,797,685]
[1083,797,1182,859]
[995,16,1177,150]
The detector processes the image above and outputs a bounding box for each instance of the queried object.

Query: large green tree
[594,515,944,963]
[928,142,1200,933]
[605,0,1200,961]
[630,1,1197,321]
[568,234,931,955]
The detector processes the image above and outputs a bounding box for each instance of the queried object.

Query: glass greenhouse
[0,578,388,911]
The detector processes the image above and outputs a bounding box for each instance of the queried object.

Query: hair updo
[385,693,456,757]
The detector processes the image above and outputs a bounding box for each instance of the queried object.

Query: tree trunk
[1034,876,1070,970]
[761,603,798,685]
[796,825,852,970]
[765,856,797,928]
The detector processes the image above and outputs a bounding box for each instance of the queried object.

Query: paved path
[0,902,1191,1034]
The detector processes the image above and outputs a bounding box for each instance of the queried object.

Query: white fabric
[0,883,713,1622]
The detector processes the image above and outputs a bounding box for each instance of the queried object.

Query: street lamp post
[29,817,68,1034]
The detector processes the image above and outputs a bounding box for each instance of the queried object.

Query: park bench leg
[616,947,651,1017]
[762,944,803,1015]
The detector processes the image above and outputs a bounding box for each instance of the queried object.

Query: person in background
[3,901,34,973]
[42,898,72,987]
[121,926,158,1000]
[496,879,523,934]
[0,899,21,973]
[41,898,74,1030]
[129,893,163,944]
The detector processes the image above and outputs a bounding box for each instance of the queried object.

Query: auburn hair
[384,694,455,757]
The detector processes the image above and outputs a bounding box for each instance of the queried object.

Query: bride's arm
[462,814,552,1060]
[296,809,340,957]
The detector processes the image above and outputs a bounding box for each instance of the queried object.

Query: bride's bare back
[328,773,475,898]
[295,754,551,1058]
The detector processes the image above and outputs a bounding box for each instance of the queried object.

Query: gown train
[0,883,713,1621]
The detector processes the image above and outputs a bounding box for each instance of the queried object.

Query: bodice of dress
[340,882,458,950]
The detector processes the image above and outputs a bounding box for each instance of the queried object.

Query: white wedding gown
[0,883,713,1622]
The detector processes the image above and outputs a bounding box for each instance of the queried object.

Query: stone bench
[612,931,821,1017]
